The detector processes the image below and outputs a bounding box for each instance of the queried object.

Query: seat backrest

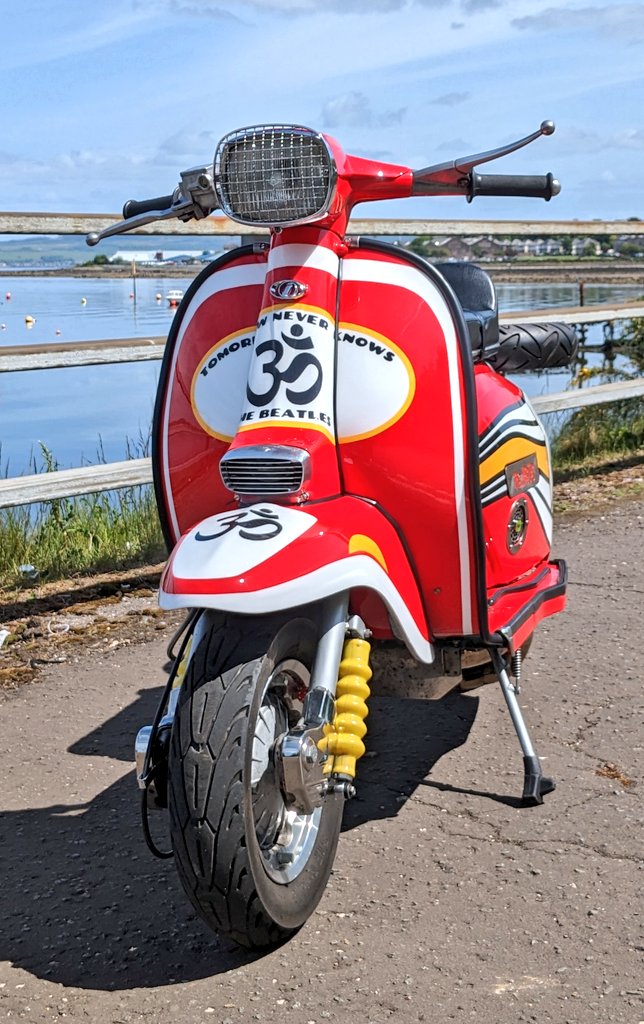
[433,261,497,314]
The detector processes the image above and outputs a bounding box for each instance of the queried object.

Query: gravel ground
[0,499,642,1024]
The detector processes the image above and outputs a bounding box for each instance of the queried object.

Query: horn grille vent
[220,446,309,496]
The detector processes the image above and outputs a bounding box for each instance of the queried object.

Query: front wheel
[168,612,344,949]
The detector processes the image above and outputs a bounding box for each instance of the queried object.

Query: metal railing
[3,212,644,238]
[1,214,643,508]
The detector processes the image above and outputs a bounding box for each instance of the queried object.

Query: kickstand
[489,647,556,806]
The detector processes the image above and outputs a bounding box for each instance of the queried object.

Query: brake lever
[86,165,218,246]
[86,201,191,246]
[412,120,555,196]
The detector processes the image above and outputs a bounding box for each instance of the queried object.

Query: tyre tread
[168,619,296,948]
[488,321,577,373]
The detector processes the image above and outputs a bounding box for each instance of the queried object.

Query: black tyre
[168,612,344,949]
[488,322,577,373]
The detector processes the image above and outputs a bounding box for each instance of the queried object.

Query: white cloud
[321,92,406,128]
[613,128,644,149]
[552,126,644,154]
[157,130,219,159]
[431,91,470,106]
[512,3,644,41]
[0,5,157,72]
[461,0,503,12]
[436,136,472,150]
[148,0,452,13]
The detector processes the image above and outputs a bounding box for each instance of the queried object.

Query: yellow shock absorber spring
[318,637,372,779]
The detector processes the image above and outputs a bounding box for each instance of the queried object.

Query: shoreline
[2,260,644,285]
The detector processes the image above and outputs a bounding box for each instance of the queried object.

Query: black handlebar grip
[469,172,560,201]
[122,194,175,219]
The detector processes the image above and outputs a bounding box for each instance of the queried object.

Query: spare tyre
[485,322,577,373]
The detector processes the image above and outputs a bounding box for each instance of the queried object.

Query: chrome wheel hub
[250,659,323,884]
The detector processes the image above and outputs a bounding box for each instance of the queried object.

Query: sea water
[0,275,641,476]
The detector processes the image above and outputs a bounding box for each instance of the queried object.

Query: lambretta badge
[270,280,308,301]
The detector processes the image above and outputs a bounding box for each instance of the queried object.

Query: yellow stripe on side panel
[480,437,550,487]
[348,534,388,572]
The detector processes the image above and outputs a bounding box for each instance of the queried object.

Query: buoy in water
[81,297,87,305]
[5,292,11,301]
[129,292,134,299]
[55,329,61,335]
[155,293,162,301]
[1,324,6,330]
[25,315,35,325]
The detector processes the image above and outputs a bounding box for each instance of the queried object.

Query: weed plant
[552,393,644,466]
[552,319,644,466]
[0,442,165,592]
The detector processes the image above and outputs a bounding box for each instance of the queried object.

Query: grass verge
[0,485,166,593]
[1,405,643,594]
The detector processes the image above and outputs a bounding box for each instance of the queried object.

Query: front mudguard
[159,496,433,664]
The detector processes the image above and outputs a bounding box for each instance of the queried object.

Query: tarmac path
[1,499,642,1024]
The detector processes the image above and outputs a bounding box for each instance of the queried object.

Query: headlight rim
[214,123,337,228]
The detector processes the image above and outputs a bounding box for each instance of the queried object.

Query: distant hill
[0,233,239,268]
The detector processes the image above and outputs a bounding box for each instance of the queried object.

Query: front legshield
[159,496,433,664]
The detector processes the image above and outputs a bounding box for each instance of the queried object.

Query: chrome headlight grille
[220,445,309,497]
[214,125,335,226]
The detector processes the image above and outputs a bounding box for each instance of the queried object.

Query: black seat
[434,261,499,359]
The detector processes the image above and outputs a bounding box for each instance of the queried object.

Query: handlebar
[86,119,561,248]
[468,172,560,202]
[123,194,175,219]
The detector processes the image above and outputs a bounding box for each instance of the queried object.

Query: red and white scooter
[88,119,575,949]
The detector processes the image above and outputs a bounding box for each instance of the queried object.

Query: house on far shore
[407,235,514,261]
[108,249,223,265]
[405,232,617,262]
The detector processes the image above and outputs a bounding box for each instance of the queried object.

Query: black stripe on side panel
[151,245,260,552]
[526,481,552,541]
[356,240,497,645]
[480,429,548,462]
[478,399,527,445]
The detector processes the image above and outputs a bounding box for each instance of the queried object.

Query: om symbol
[195,507,283,543]
[246,324,323,407]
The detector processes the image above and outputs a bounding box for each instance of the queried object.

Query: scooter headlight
[214,124,336,227]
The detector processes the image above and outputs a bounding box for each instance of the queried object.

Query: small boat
[166,289,184,307]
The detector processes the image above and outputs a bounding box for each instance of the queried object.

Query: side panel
[476,364,553,589]
[338,245,480,639]
[152,248,267,545]
[474,363,565,650]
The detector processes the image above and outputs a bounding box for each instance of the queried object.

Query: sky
[1,0,644,223]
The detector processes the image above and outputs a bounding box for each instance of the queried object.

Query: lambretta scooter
[88,119,576,950]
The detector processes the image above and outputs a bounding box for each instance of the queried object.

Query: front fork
[276,593,373,813]
[136,596,369,829]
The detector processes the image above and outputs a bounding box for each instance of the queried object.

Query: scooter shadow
[1,685,260,991]
[342,691,479,831]
[1,688,487,991]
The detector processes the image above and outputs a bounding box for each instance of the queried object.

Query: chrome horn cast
[269,279,308,301]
